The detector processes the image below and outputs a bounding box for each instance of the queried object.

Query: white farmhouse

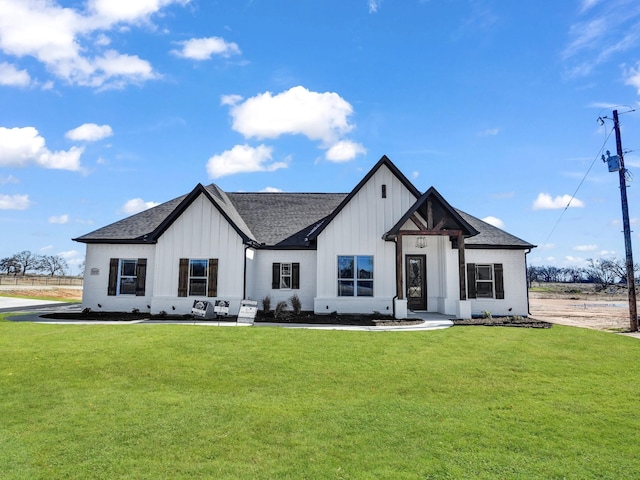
[74,156,535,319]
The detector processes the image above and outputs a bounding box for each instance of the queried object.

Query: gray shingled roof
[73,194,187,243]
[74,184,533,250]
[227,193,347,246]
[457,210,535,249]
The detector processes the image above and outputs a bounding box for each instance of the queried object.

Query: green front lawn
[0,321,638,479]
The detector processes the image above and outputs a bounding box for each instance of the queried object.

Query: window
[108,258,147,296]
[467,263,504,299]
[272,263,300,289]
[178,258,218,297]
[338,255,373,297]
[475,265,493,298]
[280,263,292,289]
[119,259,137,295]
[189,259,208,296]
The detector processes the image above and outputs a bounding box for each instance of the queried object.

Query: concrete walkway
[1,297,454,331]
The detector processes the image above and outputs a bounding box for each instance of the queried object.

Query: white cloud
[58,249,79,259]
[0,126,84,171]
[562,2,640,78]
[39,245,54,252]
[48,214,70,224]
[0,61,30,86]
[172,37,241,60]
[0,174,19,184]
[478,128,500,136]
[368,0,382,13]
[225,86,355,145]
[574,244,597,252]
[66,123,113,142]
[325,140,366,162]
[260,186,283,193]
[0,193,30,210]
[0,0,187,89]
[532,192,585,210]
[481,216,505,229]
[206,144,287,179]
[624,61,640,94]
[87,0,191,25]
[120,198,160,215]
[411,171,419,179]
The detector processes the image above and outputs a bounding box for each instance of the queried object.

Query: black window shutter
[135,258,147,296]
[292,263,300,289]
[494,263,505,299]
[108,258,118,296]
[208,258,218,297]
[466,263,477,299]
[272,263,281,289]
[178,258,189,297]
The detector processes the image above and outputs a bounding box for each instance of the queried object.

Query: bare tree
[0,256,20,275]
[38,255,68,276]
[583,258,631,291]
[13,250,38,275]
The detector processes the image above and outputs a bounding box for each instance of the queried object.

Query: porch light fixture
[415,236,427,248]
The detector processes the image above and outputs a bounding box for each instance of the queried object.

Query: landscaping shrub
[289,294,301,315]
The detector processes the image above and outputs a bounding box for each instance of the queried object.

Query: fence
[0,275,84,287]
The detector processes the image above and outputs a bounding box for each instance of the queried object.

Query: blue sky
[1,0,640,274]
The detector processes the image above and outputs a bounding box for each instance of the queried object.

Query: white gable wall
[315,164,418,314]
[82,243,156,312]
[152,194,246,314]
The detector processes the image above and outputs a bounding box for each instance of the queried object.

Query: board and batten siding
[315,164,419,314]
[152,194,246,314]
[248,250,317,312]
[82,243,156,312]
[464,249,529,316]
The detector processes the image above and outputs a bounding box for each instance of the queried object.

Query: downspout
[525,248,531,317]
[243,245,248,300]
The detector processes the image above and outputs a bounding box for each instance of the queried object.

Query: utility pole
[612,109,638,332]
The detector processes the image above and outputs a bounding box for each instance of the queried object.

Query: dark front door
[406,255,427,311]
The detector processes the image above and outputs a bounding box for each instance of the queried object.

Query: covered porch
[384,187,479,320]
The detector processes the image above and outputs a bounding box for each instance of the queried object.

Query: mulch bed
[453,317,552,328]
[39,312,552,328]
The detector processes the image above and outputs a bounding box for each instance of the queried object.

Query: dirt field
[0,285,83,301]
[529,284,640,338]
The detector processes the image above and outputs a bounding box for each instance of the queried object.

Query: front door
[406,255,427,311]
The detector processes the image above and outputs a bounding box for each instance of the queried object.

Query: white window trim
[188,259,208,297]
[475,264,495,299]
[117,259,137,296]
[337,255,374,297]
[280,262,292,289]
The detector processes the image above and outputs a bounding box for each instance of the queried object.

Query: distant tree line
[528,257,640,291]
[0,250,69,276]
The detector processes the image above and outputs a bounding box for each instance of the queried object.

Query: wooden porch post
[457,232,467,300]
[396,235,404,300]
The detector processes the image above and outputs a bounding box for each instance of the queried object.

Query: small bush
[262,295,272,313]
[274,301,288,320]
[481,310,492,319]
[158,310,167,317]
[289,294,302,315]
[132,308,140,314]
[81,307,92,315]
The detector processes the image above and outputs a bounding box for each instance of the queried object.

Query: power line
[539,126,614,250]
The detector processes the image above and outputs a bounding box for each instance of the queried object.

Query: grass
[0,320,639,479]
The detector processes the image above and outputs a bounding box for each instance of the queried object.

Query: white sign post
[237,299,258,324]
